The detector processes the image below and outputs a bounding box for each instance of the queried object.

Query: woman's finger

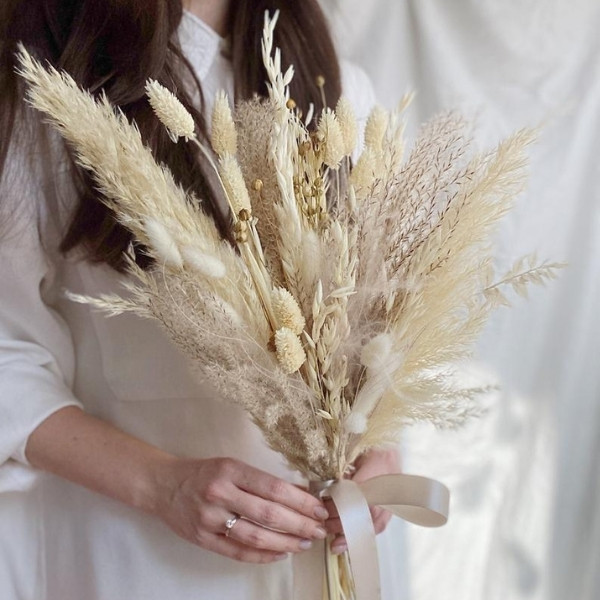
[228,486,328,541]
[233,462,329,520]
[199,531,289,564]
[224,516,315,554]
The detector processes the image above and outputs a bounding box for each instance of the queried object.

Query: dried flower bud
[335,97,358,157]
[298,140,312,156]
[211,90,238,157]
[272,287,306,335]
[234,220,248,234]
[219,154,252,215]
[286,98,297,110]
[252,179,263,193]
[238,208,252,221]
[315,75,326,88]
[145,80,195,143]
[364,105,389,152]
[274,327,306,374]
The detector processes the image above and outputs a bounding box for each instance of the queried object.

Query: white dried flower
[143,217,183,268]
[361,333,394,370]
[272,287,306,334]
[317,108,344,168]
[364,105,389,152]
[275,327,306,374]
[211,90,238,158]
[335,97,358,156]
[219,154,252,215]
[345,412,368,435]
[145,79,195,142]
[181,246,226,279]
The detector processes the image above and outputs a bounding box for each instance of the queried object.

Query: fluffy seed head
[275,328,306,374]
[349,147,376,199]
[345,412,368,434]
[361,333,394,370]
[181,245,226,279]
[211,90,238,157]
[335,97,358,156]
[219,154,252,216]
[364,105,389,152]
[146,80,195,142]
[143,217,183,268]
[272,287,306,334]
[317,108,344,168]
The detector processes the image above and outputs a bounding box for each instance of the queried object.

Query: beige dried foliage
[18,11,562,482]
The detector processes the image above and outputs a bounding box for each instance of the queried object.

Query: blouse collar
[178,10,228,81]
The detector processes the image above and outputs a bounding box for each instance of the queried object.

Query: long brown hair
[0,0,341,269]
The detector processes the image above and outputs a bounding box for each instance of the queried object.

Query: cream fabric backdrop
[323,1,600,599]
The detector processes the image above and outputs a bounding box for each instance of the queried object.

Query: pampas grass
[17,12,561,484]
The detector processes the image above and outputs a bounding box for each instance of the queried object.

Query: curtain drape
[323,1,600,599]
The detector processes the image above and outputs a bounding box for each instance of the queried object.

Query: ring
[224,513,241,537]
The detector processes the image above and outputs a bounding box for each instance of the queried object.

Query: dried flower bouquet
[17,10,561,599]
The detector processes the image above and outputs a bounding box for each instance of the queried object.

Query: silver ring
[224,513,241,537]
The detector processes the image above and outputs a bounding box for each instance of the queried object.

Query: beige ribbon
[294,474,450,600]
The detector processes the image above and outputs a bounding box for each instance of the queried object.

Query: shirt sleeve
[0,122,83,490]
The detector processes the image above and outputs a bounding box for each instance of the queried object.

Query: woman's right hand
[151,456,329,564]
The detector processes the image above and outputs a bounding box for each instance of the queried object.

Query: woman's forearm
[23,405,331,564]
[25,406,173,514]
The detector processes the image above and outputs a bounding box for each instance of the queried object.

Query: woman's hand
[324,447,401,554]
[26,408,328,566]
[151,456,330,564]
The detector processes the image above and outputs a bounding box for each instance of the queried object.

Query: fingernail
[275,553,288,561]
[299,539,313,550]
[331,543,347,555]
[314,527,327,540]
[314,506,329,520]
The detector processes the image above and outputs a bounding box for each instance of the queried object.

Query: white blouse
[0,12,386,600]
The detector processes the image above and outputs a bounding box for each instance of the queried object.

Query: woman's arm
[26,406,329,563]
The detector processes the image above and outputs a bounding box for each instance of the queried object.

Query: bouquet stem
[324,543,355,600]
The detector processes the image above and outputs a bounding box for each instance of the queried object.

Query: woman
[0,1,400,598]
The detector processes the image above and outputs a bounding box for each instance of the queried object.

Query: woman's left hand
[324,447,401,554]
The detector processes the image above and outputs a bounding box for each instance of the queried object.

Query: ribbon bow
[294,474,450,600]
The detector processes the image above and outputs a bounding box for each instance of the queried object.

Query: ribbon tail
[330,480,381,600]
[360,474,450,527]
